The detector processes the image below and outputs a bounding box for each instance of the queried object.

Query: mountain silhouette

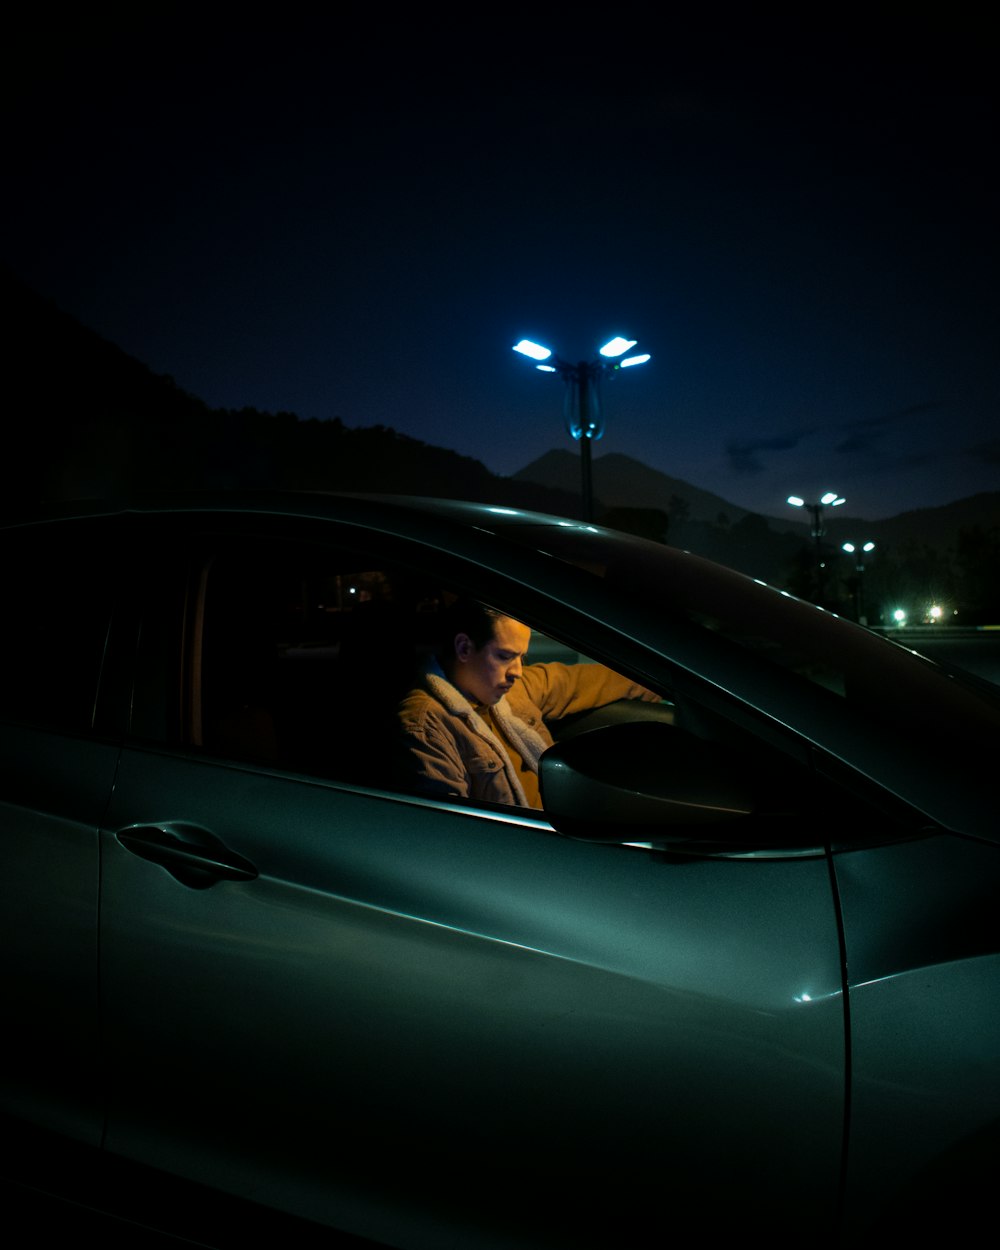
[5,265,998,615]
[514,447,1000,554]
[515,449,759,526]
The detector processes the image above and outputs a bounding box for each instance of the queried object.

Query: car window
[527,630,594,665]
[122,520,894,841]
[490,519,1000,748]
[0,520,118,735]
[130,532,667,808]
[189,539,441,784]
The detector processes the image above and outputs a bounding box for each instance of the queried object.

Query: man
[396,600,659,809]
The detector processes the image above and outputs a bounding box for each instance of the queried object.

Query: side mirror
[540,720,756,847]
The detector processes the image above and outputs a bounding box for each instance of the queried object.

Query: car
[2,491,999,1248]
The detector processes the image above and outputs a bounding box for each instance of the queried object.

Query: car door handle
[115,823,259,890]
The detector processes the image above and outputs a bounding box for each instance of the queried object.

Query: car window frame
[114,511,912,853]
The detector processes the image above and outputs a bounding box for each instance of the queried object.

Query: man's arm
[518,662,660,722]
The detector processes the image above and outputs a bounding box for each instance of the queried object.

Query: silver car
[2,493,999,1248]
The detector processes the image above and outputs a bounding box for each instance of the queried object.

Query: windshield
[490,520,1000,750]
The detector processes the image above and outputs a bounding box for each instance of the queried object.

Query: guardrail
[870,624,1000,637]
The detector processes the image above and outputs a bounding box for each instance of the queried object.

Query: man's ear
[454,633,475,663]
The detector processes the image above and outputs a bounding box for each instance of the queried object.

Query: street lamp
[842,540,876,625]
[513,335,651,521]
[787,492,846,605]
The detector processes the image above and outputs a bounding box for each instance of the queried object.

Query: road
[878,627,1000,686]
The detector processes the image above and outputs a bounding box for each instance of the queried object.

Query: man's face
[451,616,531,706]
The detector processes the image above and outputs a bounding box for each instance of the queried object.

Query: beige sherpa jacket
[396,658,658,808]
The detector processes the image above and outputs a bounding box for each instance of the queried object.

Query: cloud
[834,402,942,455]
[725,400,950,477]
[725,402,946,476]
[726,429,813,474]
[843,402,941,430]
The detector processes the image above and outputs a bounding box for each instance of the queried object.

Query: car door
[0,517,124,1146]
[98,517,847,1248]
[833,833,1000,1241]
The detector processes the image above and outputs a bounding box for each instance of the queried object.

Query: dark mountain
[513,449,804,580]
[514,449,760,527]
[822,493,1000,553]
[512,450,995,547]
[6,268,212,502]
[514,448,1000,549]
[2,267,580,515]
[513,448,1000,607]
[5,267,997,615]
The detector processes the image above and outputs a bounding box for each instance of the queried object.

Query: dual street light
[842,541,876,625]
[786,491,847,536]
[842,540,876,561]
[513,335,651,521]
[787,491,846,605]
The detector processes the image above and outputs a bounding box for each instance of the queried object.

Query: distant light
[787,496,805,508]
[536,363,558,373]
[842,542,856,554]
[893,608,907,624]
[513,339,552,361]
[618,353,651,368]
[599,337,637,358]
[820,492,846,507]
[863,541,876,552]
[928,604,943,621]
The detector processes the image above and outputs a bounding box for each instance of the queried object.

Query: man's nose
[509,656,523,678]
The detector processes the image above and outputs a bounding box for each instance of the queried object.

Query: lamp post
[842,541,876,625]
[787,492,846,605]
[513,336,651,521]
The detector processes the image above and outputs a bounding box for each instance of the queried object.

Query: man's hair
[438,599,506,652]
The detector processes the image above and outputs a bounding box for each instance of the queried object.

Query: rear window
[0,519,117,734]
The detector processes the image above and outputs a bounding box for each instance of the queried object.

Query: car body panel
[3,492,1000,1246]
[0,726,114,1144]
[99,745,844,1247]
[834,834,1000,1238]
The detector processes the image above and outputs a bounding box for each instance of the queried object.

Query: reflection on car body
[2,493,999,1248]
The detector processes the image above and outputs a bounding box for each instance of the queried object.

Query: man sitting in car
[396,600,659,809]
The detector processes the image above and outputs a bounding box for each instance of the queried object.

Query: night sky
[5,11,997,521]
